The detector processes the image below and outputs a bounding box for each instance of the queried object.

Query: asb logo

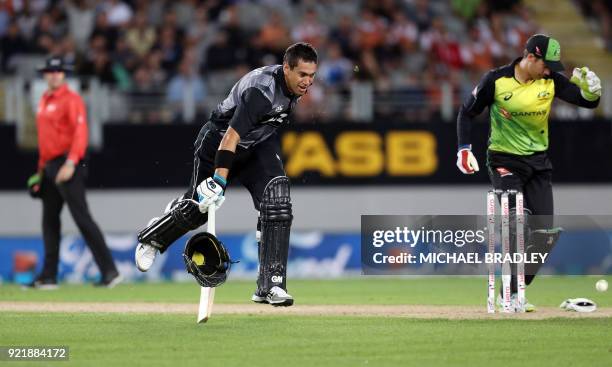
[503,92,513,101]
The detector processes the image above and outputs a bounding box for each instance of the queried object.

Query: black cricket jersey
[209,65,299,148]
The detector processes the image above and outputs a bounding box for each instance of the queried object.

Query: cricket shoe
[135,217,160,272]
[496,294,536,312]
[251,291,268,304]
[266,286,294,307]
[94,272,123,288]
[135,243,158,272]
[21,278,58,290]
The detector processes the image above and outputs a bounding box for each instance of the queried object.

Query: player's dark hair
[283,42,318,69]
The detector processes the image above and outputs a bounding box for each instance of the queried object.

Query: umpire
[135,42,318,306]
[25,56,121,289]
[456,34,602,311]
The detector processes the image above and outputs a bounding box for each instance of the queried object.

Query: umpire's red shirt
[36,84,88,170]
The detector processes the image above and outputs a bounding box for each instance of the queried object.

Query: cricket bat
[197,205,216,323]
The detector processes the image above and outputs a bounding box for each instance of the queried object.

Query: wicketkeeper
[456,34,602,311]
[135,43,318,306]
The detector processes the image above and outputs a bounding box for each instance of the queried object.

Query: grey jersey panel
[209,65,298,148]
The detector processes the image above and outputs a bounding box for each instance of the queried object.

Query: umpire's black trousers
[39,156,117,281]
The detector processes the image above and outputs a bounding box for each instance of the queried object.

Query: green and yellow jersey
[457,58,599,155]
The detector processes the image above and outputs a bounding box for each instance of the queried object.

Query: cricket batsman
[456,34,602,311]
[134,42,318,306]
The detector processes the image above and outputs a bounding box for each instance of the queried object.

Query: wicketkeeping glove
[570,66,601,102]
[456,145,479,174]
[196,175,226,213]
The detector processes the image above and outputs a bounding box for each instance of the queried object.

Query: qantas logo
[500,108,547,119]
[512,110,547,117]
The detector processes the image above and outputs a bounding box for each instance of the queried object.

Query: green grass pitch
[1,276,610,367]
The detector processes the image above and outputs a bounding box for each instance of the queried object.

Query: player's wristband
[213,174,227,190]
[214,149,235,170]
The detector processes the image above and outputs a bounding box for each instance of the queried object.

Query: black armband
[214,149,235,170]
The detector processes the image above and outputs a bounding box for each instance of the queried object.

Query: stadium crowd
[1,0,594,123]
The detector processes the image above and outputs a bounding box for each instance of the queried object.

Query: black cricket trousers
[39,156,118,281]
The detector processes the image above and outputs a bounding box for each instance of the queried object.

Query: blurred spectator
[60,37,81,68]
[167,59,207,123]
[422,17,464,76]
[80,50,116,85]
[365,0,399,22]
[102,0,132,27]
[31,13,61,54]
[205,30,240,71]
[90,11,118,50]
[129,65,165,124]
[147,49,167,86]
[160,9,182,37]
[356,8,387,50]
[407,0,436,32]
[173,0,197,27]
[387,12,419,52]
[577,0,612,51]
[1,21,27,72]
[291,8,327,48]
[451,0,483,20]
[0,5,9,37]
[131,66,157,93]
[64,0,95,52]
[16,2,38,41]
[329,15,358,60]
[157,26,182,72]
[126,11,156,57]
[188,5,216,68]
[318,42,352,88]
[112,34,138,71]
[460,24,501,75]
[254,11,291,60]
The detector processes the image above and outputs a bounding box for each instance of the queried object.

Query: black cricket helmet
[183,232,232,288]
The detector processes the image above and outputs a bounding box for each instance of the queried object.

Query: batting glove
[570,66,601,102]
[196,175,226,213]
[456,145,479,174]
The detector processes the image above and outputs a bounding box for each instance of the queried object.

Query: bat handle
[208,204,216,236]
